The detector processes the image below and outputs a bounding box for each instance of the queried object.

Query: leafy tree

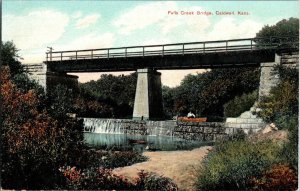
[78,73,137,118]
[163,68,260,118]
[1,41,24,76]
[257,66,298,122]
[0,41,84,189]
[256,17,299,38]
[224,90,258,117]
[1,67,84,189]
[255,17,299,46]
[162,86,176,118]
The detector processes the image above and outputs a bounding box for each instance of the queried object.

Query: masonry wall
[82,118,245,142]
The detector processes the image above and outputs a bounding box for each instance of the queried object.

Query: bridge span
[45,36,298,72]
[41,36,298,120]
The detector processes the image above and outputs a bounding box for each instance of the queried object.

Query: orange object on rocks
[177,117,207,122]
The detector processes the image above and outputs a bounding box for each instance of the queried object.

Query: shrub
[276,114,298,170]
[1,67,84,189]
[71,149,148,169]
[224,90,258,117]
[249,164,298,190]
[135,170,178,191]
[60,166,135,190]
[60,167,178,190]
[256,66,298,122]
[256,65,298,169]
[196,140,281,190]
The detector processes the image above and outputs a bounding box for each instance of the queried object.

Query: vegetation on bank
[196,66,298,190]
[1,17,298,190]
[80,66,260,120]
[196,17,299,191]
[0,41,176,190]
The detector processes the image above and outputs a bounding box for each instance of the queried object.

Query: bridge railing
[46,36,299,62]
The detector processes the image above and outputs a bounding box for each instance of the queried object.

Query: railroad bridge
[37,36,298,120]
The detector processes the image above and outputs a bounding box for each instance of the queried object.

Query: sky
[3,1,299,87]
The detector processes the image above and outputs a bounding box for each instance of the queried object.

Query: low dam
[83,118,263,141]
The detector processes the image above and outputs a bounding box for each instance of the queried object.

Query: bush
[60,166,135,190]
[60,167,178,190]
[1,67,84,189]
[71,149,147,169]
[256,65,298,170]
[276,115,298,170]
[196,140,281,190]
[249,164,298,190]
[135,170,178,191]
[257,66,298,122]
[224,90,258,117]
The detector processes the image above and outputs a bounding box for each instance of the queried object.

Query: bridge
[43,36,298,120]
[45,36,298,72]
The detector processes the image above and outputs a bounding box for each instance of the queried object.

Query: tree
[255,18,299,46]
[1,41,24,76]
[1,67,84,189]
[162,68,260,119]
[78,73,137,118]
[256,18,299,38]
[1,41,84,189]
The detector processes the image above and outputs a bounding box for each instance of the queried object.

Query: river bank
[113,146,212,191]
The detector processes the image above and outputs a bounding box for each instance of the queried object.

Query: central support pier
[133,69,163,120]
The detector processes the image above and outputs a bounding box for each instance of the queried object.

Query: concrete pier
[133,69,163,120]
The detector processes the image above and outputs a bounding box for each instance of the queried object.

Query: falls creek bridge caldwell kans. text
[43,36,299,120]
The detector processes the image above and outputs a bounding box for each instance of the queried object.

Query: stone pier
[226,51,299,131]
[133,69,163,120]
[258,54,280,99]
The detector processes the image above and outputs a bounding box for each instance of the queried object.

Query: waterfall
[83,118,177,136]
[83,118,127,134]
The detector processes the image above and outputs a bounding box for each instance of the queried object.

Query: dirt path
[113,146,212,191]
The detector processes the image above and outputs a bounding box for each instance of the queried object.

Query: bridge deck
[45,36,298,72]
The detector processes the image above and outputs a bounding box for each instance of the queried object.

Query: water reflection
[84,132,213,152]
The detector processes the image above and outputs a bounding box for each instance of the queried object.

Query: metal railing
[45,36,298,62]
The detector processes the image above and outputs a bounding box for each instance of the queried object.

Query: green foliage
[136,171,178,191]
[1,41,84,189]
[257,66,298,122]
[276,115,298,170]
[224,90,258,117]
[78,73,137,118]
[1,67,84,189]
[256,18,299,39]
[163,68,260,118]
[162,86,177,118]
[1,41,24,76]
[72,149,147,169]
[46,84,76,120]
[196,140,281,190]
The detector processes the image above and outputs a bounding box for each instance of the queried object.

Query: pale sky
[3,1,299,87]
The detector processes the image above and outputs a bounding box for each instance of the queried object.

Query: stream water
[84,132,213,152]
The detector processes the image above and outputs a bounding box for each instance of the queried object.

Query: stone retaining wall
[83,118,246,142]
[174,122,228,141]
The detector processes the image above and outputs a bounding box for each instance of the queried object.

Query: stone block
[236,118,248,123]
[226,118,237,123]
[246,118,259,123]
[240,111,252,118]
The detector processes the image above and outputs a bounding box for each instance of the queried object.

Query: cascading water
[83,118,176,136]
[83,118,128,134]
[83,118,212,151]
